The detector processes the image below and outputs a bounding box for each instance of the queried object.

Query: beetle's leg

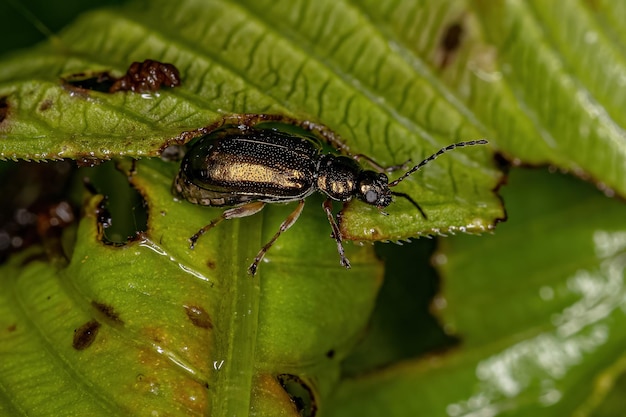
[248,200,305,276]
[352,154,411,173]
[322,199,351,269]
[189,201,266,249]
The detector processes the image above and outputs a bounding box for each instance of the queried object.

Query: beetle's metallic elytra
[173,114,488,275]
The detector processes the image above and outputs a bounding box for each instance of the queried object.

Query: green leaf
[0,157,383,415]
[473,0,626,195]
[2,0,626,416]
[328,168,626,416]
[0,0,504,241]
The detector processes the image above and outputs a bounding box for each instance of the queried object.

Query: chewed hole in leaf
[61,60,182,95]
[277,374,317,417]
[62,71,116,93]
[83,161,147,245]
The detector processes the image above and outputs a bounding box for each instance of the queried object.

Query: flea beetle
[173,114,487,275]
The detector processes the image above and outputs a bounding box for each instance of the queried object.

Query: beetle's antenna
[388,139,488,187]
[391,191,427,219]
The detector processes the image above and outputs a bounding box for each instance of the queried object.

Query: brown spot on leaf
[109,59,181,93]
[73,319,101,350]
[173,379,210,414]
[38,99,53,112]
[438,21,464,68]
[7,324,16,332]
[184,305,213,329]
[441,22,463,53]
[91,301,123,324]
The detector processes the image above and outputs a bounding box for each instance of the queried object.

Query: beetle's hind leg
[248,200,305,276]
[189,201,266,249]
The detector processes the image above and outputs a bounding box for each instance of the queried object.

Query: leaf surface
[328,168,626,417]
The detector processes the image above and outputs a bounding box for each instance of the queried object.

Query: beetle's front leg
[189,201,266,249]
[322,199,351,269]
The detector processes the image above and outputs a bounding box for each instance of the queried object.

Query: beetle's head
[356,171,393,208]
[357,170,428,218]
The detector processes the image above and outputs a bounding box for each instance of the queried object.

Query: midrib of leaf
[211,216,262,416]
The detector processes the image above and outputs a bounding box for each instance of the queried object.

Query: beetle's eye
[364,189,378,204]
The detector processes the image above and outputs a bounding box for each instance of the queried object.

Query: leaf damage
[72,319,101,350]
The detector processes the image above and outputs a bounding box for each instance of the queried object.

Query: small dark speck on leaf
[325,349,335,359]
[73,320,101,350]
[7,324,16,333]
[184,305,213,329]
